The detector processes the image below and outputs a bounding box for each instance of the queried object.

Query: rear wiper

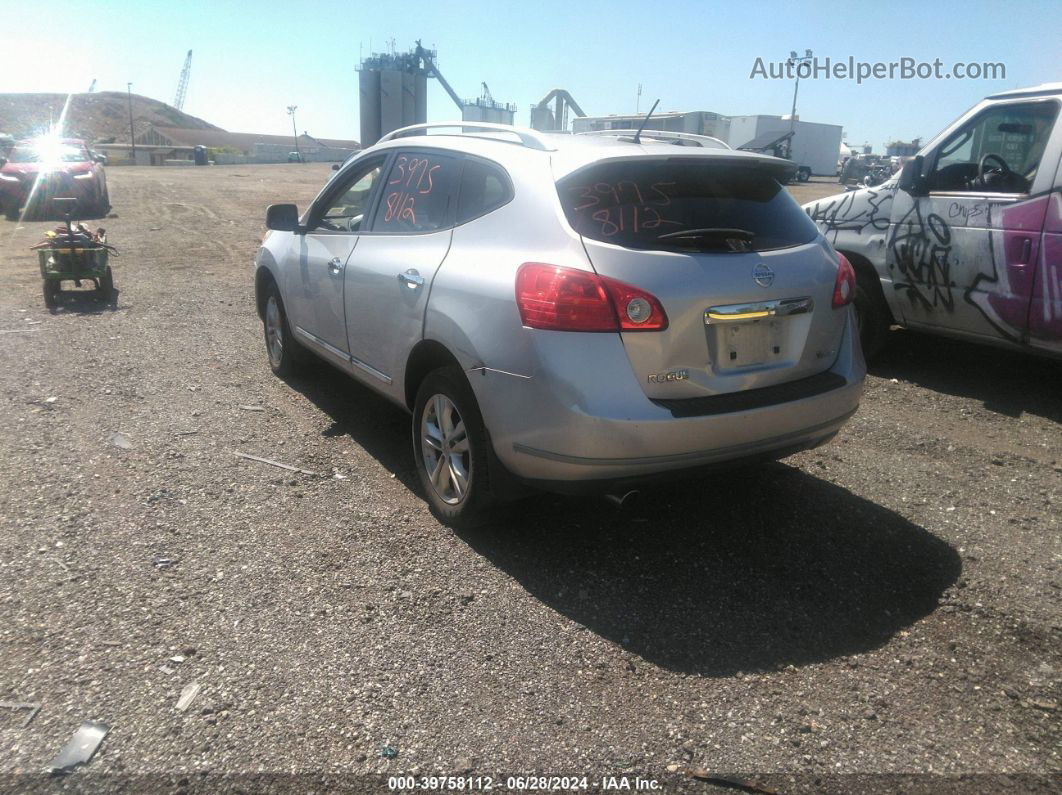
[656,227,755,241]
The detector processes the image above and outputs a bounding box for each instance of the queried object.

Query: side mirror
[331,163,340,171]
[266,203,302,233]
[897,155,926,196]
[0,157,5,168]
[93,153,107,165]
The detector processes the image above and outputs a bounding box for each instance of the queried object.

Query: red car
[0,137,109,221]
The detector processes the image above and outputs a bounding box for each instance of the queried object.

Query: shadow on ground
[290,363,961,677]
[871,329,1062,422]
[460,466,961,676]
[286,361,419,491]
[46,287,120,314]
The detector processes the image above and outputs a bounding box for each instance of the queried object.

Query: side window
[456,159,513,224]
[372,152,460,233]
[927,101,1059,194]
[317,157,386,232]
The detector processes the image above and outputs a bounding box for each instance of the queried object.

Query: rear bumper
[470,309,865,484]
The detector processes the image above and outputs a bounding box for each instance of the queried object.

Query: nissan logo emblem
[753,263,774,287]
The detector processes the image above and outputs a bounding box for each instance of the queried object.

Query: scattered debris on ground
[234,451,322,476]
[46,721,109,775]
[0,701,40,728]
[176,682,202,712]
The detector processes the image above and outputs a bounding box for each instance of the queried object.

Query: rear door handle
[398,269,424,289]
[328,257,344,275]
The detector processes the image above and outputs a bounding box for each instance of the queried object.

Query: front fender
[253,243,281,319]
[803,183,897,270]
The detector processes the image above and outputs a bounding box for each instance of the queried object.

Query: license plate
[713,318,785,369]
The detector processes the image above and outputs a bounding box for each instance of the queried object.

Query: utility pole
[127,83,137,163]
[786,49,813,158]
[636,83,642,115]
[287,105,301,162]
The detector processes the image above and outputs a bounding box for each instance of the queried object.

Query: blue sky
[1,0,1059,149]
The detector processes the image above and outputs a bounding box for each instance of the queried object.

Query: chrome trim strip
[512,408,857,466]
[294,326,393,385]
[350,355,392,385]
[705,297,814,324]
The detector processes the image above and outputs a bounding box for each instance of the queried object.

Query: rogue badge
[648,369,689,384]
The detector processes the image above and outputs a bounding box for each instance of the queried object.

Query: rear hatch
[555,156,846,399]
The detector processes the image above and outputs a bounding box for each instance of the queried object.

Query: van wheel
[797,167,811,182]
[262,283,307,376]
[413,366,493,527]
[853,267,892,359]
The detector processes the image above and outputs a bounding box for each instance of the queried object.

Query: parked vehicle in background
[255,122,865,525]
[806,83,1062,359]
[0,137,109,220]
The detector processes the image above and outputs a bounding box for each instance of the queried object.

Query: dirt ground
[0,165,1058,792]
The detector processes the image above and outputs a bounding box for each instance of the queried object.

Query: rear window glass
[373,152,460,233]
[557,161,819,252]
[457,159,512,223]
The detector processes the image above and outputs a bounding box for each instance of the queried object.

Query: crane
[173,50,192,111]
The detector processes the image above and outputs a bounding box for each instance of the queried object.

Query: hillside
[0,91,223,143]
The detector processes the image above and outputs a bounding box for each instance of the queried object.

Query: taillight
[832,253,856,308]
[515,263,668,332]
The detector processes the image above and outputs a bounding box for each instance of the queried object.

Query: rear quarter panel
[423,153,591,378]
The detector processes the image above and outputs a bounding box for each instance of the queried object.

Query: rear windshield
[557,160,819,253]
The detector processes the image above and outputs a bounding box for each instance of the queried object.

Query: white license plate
[713,319,785,369]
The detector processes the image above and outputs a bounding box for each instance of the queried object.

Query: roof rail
[577,129,731,150]
[378,122,556,151]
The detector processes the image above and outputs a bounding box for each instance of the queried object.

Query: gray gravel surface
[0,166,1058,792]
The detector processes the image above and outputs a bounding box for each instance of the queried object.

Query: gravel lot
[0,166,1058,792]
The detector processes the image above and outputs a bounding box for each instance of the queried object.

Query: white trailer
[727,115,843,177]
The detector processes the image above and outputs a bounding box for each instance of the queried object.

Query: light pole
[287,105,301,162]
[127,82,137,163]
[786,49,813,158]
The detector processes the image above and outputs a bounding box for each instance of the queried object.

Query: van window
[557,161,819,253]
[372,152,460,233]
[927,101,1059,194]
[457,159,512,223]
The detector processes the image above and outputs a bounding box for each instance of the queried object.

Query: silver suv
[255,123,865,525]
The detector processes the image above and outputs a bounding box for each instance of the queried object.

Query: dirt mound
[0,91,223,144]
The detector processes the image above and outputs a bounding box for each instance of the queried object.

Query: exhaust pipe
[604,489,641,509]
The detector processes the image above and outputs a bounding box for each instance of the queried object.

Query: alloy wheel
[265,295,284,368]
[420,394,471,505]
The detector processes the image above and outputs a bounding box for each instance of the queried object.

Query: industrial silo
[358,67,381,147]
[357,49,431,147]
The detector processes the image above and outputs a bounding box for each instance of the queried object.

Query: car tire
[412,366,493,528]
[262,282,307,377]
[4,201,18,222]
[797,167,811,182]
[95,185,111,216]
[852,266,892,359]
